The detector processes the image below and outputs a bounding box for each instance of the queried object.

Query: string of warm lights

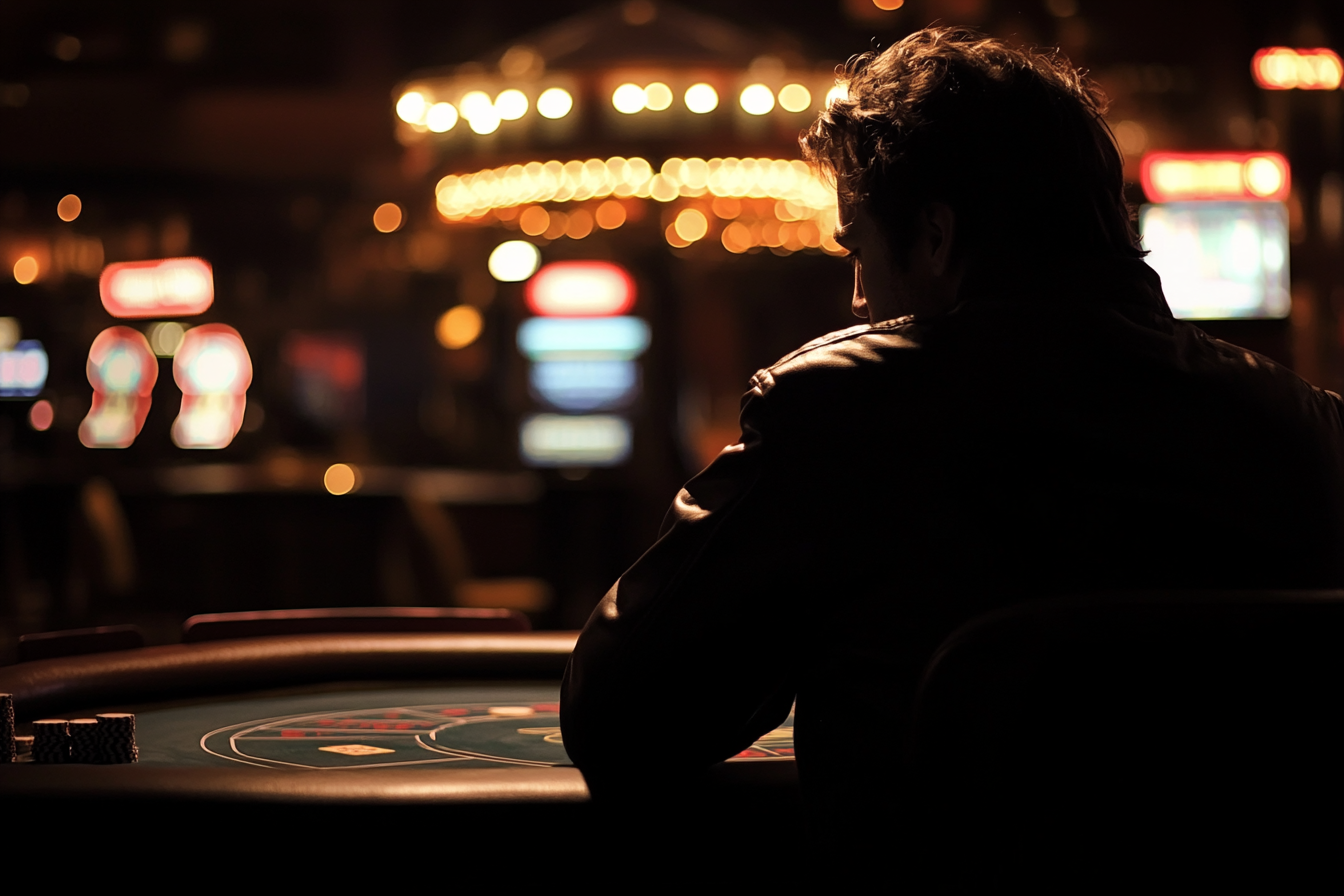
[435,156,837,221]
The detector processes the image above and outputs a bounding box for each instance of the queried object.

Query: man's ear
[922,202,957,276]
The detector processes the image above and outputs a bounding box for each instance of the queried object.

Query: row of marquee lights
[1252,47,1343,91]
[396,81,846,135]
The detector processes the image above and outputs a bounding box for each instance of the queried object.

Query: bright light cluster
[1252,47,1343,90]
[171,324,253,450]
[436,156,836,222]
[0,340,48,397]
[1141,152,1290,203]
[80,327,158,449]
[100,257,214,319]
[397,86,573,134]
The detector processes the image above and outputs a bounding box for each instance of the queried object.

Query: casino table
[0,631,799,863]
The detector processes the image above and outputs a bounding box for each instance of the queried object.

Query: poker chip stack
[0,693,14,763]
[31,719,70,764]
[94,713,138,764]
[68,719,100,764]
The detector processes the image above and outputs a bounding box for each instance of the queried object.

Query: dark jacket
[560,257,1344,822]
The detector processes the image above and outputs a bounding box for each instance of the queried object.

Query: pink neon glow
[79,327,159,449]
[525,261,636,317]
[171,324,253,450]
[99,257,214,319]
[1140,152,1291,204]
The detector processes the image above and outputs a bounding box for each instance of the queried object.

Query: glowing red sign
[1253,47,1343,90]
[525,261,636,317]
[172,324,253,449]
[1140,152,1290,204]
[79,327,159,449]
[100,257,214,319]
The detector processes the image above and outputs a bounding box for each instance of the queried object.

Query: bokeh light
[324,463,359,496]
[57,194,82,222]
[740,84,775,115]
[1245,157,1286,197]
[566,209,594,239]
[674,208,709,242]
[537,87,573,119]
[778,84,812,113]
[171,324,252,449]
[644,82,673,111]
[0,317,18,350]
[520,206,551,236]
[468,106,502,135]
[373,202,404,233]
[100,257,214,318]
[496,89,529,120]
[873,0,904,9]
[460,91,493,119]
[526,262,636,317]
[396,91,428,124]
[436,305,484,350]
[13,256,38,285]
[147,321,188,357]
[595,200,627,229]
[426,102,458,133]
[28,399,54,432]
[488,240,542,281]
[685,83,719,113]
[612,83,647,114]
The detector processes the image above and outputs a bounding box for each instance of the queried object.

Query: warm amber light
[373,203,403,233]
[665,223,692,248]
[1253,47,1344,90]
[612,83,646,114]
[324,463,359,496]
[778,84,812,113]
[595,200,627,229]
[644,82,673,111]
[537,88,573,119]
[426,102,458,132]
[436,305,484,350]
[685,83,719,114]
[721,221,752,254]
[495,89,529,120]
[740,84,775,115]
[826,83,849,107]
[519,206,550,236]
[566,209,594,239]
[28,399,54,432]
[396,91,428,124]
[873,0,904,8]
[57,194,82,222]
[488,240,542,281]
[1245,157,1286,197]
[13,256,38,285]
[674,208,709,242]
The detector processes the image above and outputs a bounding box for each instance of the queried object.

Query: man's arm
[560,377,802,781]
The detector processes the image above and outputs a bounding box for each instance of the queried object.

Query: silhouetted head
[804,28,1142,270]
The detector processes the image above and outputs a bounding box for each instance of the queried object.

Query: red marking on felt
[318,720,338,727]
[440,708,469,716]
[736,749,767,758]
[532,704,560,712]
[373,722,390,730]
[395,722,413,730]
[383,712,401,719]
[777,748,795,754]
[281,730,305,738]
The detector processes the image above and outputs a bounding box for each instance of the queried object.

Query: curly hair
[803,27,1143,262]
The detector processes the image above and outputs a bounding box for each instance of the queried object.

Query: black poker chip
[31,719,70,764]
[94,713,138,764]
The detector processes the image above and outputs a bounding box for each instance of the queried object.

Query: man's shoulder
[749,317,927,398]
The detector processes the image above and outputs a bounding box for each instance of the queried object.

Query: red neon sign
[99,257,214,319]
[79,327,159,449]
[1253,47,1343,90]
[525,261,636,317]
[172,324,253,449]
[1140,152,1290,204]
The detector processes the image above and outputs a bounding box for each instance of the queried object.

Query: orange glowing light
[79,327,159,449]
[1252,47,1343,90]
[13,256,39,285]
[324,463,360,495]
[99,257,214,318]
[373,203,404,233]
[29,399,54,431]
[595,200,627,230]
[1140,152,1290,203]
[57,194,82,222]
[171,324,252,450]
[526,261,636,317]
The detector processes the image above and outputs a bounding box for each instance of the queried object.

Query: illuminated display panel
[517,317,651,361]
[1252,47,1343,90]
[0,340,49,398]
[530,360,639,411]
[171,324,253,449]
[526,261,636,317]
[1141,152,1290,204]
[80,327,158,449]
[99,257,214,319]
[1140,201,1290,320]
[520,414,632,466]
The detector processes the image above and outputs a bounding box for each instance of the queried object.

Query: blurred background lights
[520,414,632,467]
[468,106,502,135]
[147,321,188,357]
[80,327,158,449]
[171,324,252,449]
[643,82,673,111]
[57,194,82,222]
[1245,157,1286,197]
[526,261,636,316]
[684,83,718,113]
[0,340,48,397]
[595,200,627,229]
[1252,47,1344,90]
[488,240,542,281]
[495,89,529,120]
[28,399,54,432]
[396,90,428,124]
[740,83,776,115]
[13,256,38,285]
[1141,153,1290,203]
[373,202,404,233]
[612,83,646,114]
[674,208,709,242]
[436,305,484,350]
[778,84,812,112]
[530,360,638,411]
[459,91,494,120]
[324,463,360,496]
[873,0,905,8]
[426,102,458,132]
[517,317,651,361]
[520,206,550,236]
[0,317,18,351]
[100,257,214,318]
[536,87,573,119]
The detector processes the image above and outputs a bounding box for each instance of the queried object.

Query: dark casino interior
[2,0,1344,876]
